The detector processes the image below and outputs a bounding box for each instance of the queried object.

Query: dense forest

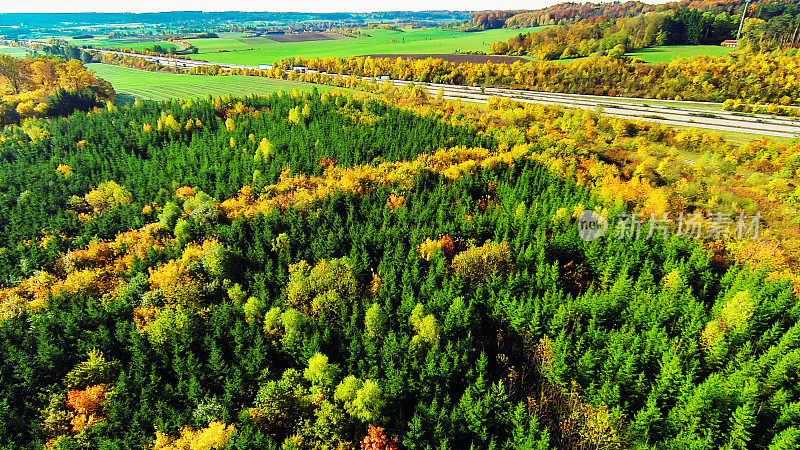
[470,0,798,29]
[740,0,800,51]
[483,0,800,60]
[488,10,739,60]
[1,83,800,449]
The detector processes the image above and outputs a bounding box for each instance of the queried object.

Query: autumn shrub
[280,308,308,352]
[409,303,441,356]
[63,350,119,390]
[84,181,132,215]
[193,397,226,427]
[42,392,74,439]
[286,258,359,317]
[243,296,265,325]
[148,260,203,306]
[252,369,311,435]
[202,243,236,281]
[417,235,456,261]
[451,241,511,280]
[146,306,190,348]
[159,201,183,231]
[364,303,387,340]
[701,290,757,367]
[152,421,234,450]
[361,425,399,450]
[263,306,284,340]
[304,353,339,387]
[62,241,115,274]
[66,384,109,433]
[334,376,384,423]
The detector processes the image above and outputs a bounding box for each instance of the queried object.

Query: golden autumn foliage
[286,258,359,317]
[386,192,404,212]
[451,241,512,280]
[62,241,115,273]
[175,186,196,199]
[417,235,456,261]
[0,223,172,319]
[84,181,133,215]
[55,164,73,178]
[152,421,234,450]
[133,306,158,333]
[701,290,757,365]
[0,56,114,124]
[66,384,109,434]
[148,239,219,307]
[291,53,800,106]
[220,144,533,220]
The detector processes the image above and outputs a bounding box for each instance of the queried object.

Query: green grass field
[627,45,735,63]
[155,27,541,66]
[547,45,734,65]
[88,39,178,52]
[88,64,346,102]
[0,45,29,58]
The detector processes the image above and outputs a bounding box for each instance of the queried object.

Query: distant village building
[721,39,738,48]
[258,64,274,70]
[292,66,307,73]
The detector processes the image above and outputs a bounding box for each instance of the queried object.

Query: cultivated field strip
[87,64,340,101]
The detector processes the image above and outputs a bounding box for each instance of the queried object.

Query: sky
[0,0,657,14]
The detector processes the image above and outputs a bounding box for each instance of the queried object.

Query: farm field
[186,27,542,65]
[87,63,345,101]
[88,39,178,52]
[548,45,734,65]
[0,45,28,57]
[627,44,735,63]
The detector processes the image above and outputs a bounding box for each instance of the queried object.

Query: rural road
[86,48,800,139]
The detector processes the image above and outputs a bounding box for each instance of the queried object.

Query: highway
[390,80,800,139]
[86,48,800,139]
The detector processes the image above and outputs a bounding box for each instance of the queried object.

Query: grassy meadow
[0,45,29,57]
[548,45,735,65]
[627,45,735,63]
[87,63,345,102]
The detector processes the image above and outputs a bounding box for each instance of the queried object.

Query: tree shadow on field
[114,93,136,105]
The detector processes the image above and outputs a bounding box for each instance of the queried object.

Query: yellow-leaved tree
[84,181,132,215]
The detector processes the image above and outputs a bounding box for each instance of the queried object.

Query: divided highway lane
[388,80,800,139]
[83,49,800,139]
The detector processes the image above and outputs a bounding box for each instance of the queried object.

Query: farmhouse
[721,39,738,48]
